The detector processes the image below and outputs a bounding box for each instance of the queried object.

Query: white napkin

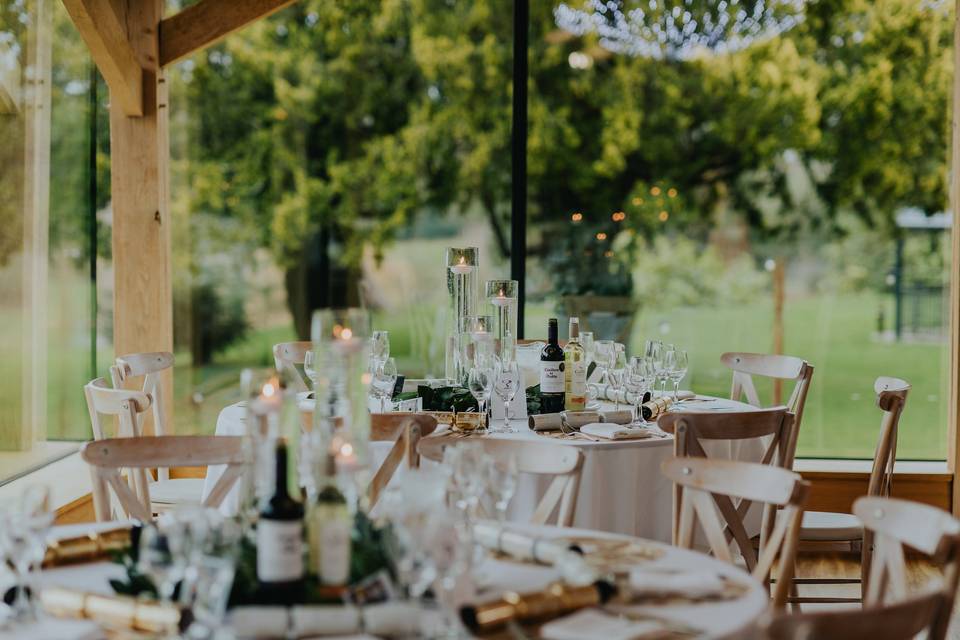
[579,423,656,440]
[629,568,727,598]
[0,617,102,640]
[540,609,663,640]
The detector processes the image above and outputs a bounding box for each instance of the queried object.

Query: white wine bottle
[564,317,587,411]
[307,453,351,586]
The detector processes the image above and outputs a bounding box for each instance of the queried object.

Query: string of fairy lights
[554,0,806,60]
[570,183,680,257]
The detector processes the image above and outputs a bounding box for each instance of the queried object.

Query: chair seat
[799,510,863,541]
[148,478,205,505]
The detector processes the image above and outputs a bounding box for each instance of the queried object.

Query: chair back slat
[273,341,312,393]
[662,456,809,609]
[81,436,245,522]
[866,377,910,499]
[721,352,813,469]
[751,591,947,640]
[419,437,584,527]
[853,495,960,638]
[110,352,175,479]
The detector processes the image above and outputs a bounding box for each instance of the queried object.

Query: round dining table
[202,395,764,543]
[24,521,769,639]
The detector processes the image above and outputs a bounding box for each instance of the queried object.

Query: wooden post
[772,258,785,406]
[108,0,172,434]
[10,0,52,451]
[949,0,960,514]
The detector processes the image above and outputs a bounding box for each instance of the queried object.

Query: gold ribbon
[42,526,133,568]
[461,581,614,634]
[640,396,673,422]
[41,587,192,635]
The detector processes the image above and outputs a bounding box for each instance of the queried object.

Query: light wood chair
[789,377,910,606]
[82,436,245,522]
[419,437,584,526]
[273,341,312,393]
[367,413,438,509]
[661,456,809,609]
[658,407,795,560]
[854,496,960,639]
[743,591,949,640]
[83,377,152,515]
[721,352,813,469]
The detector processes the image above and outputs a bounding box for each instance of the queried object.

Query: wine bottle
[257,439,305,602]
[564,317,587,411]
[540,318,565,414]
[308,452,352,586]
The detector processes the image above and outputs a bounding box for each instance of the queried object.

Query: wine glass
[580,331,595,365]
[372,357,398,412]
[139,525,185,604]
[487,453,518,525]
[665,347,689,403]
[644,340,665,397]
[627,356,653,424]
[493,359,521,432]
[467,367,494,422]
[593,340,616,387]
[303,350,317,386]
[371,330,390,365]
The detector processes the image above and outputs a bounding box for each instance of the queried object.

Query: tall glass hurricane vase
[311,309,372,471]
[445,247,479,383]
[485,279,518,362]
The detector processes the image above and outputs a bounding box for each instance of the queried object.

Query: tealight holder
[459,314,496,381]
[445,247,479,382]
[485,279,518,360]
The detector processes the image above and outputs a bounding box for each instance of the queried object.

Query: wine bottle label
[257,520,304,582]
[568,361,587,397]
[540,361,564,393]
[309,503,351,585]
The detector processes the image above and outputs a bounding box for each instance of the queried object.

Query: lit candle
[250,377,282,415]
[449,255,475,275]
[491,288,511,307]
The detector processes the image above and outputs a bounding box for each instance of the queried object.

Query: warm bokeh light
[611,211,626,222]
[262,382,277,397]
[340,442,354,457]
[650,186,661,196]
[632,197,643,206]
[658,210,669,221]
[595,232,608,240]
[667,188,678,198]
[341,327,353,340]
[361,372,372,385]
[571,212,583,222]
[603,250,614,258]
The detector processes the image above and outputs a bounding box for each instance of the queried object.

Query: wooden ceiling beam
[61,0,144,116]
[159,0,297,67]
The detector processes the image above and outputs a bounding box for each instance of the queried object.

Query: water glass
[139,524,186,604]
[665,347,689,403]
[303,350,317,385]
[372,357,398,412]
[467,367,494,421]
[487,453,518,525]
[593,340,616,386]
[644,340,666,396]
[185,556,236,639]
[580,331,595,365]
[627,356,653,424]
[493,359,521,431]
[371,330,390,365]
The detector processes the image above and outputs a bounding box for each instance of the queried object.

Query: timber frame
[60,0,295,426]
[59,0,960,511]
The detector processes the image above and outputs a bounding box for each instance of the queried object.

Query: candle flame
[262,382,277,397]
[498,288,504,297]
[341,327,353,340]
[459,256,465,265]
[340,442,354,457]
[361,372,372,385]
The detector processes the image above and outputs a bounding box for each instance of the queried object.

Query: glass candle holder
[311,308,372,471]
[485,279,518,360]
[445,247,479,382]
[459,314,496,382]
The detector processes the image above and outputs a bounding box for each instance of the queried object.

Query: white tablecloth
[25,522,768,639]
[202,396,765,543]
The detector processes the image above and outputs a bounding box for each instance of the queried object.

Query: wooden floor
[793,551,960,638]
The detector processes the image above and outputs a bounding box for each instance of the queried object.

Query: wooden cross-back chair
[273,341,312,393]
[419,437,584,526]
[658,407,795,567]
[854,496,960,640]
[83,377,152,513]
[82,436,245,523]
[744,590,949,640]
[789,377,910,607]
[721,352,813,469]
[367,413,438,509]
[110,351,174,469]
[661,456,809,609]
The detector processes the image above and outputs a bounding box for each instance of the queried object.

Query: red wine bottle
[540,318,565,414]
[257,439,305,603]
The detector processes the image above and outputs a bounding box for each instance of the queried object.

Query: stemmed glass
[139,524,187,604]
[664,347,689,403]
[371,357,398,412]
[593,340,616,387]
[493,359,521,432]
[303,350,317,386]
[627,356,653,424]
[0,485,52,621]
[487,453,518,525]
[370,330,390,366]
[467,367,494,422]
[644,340,666,397]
